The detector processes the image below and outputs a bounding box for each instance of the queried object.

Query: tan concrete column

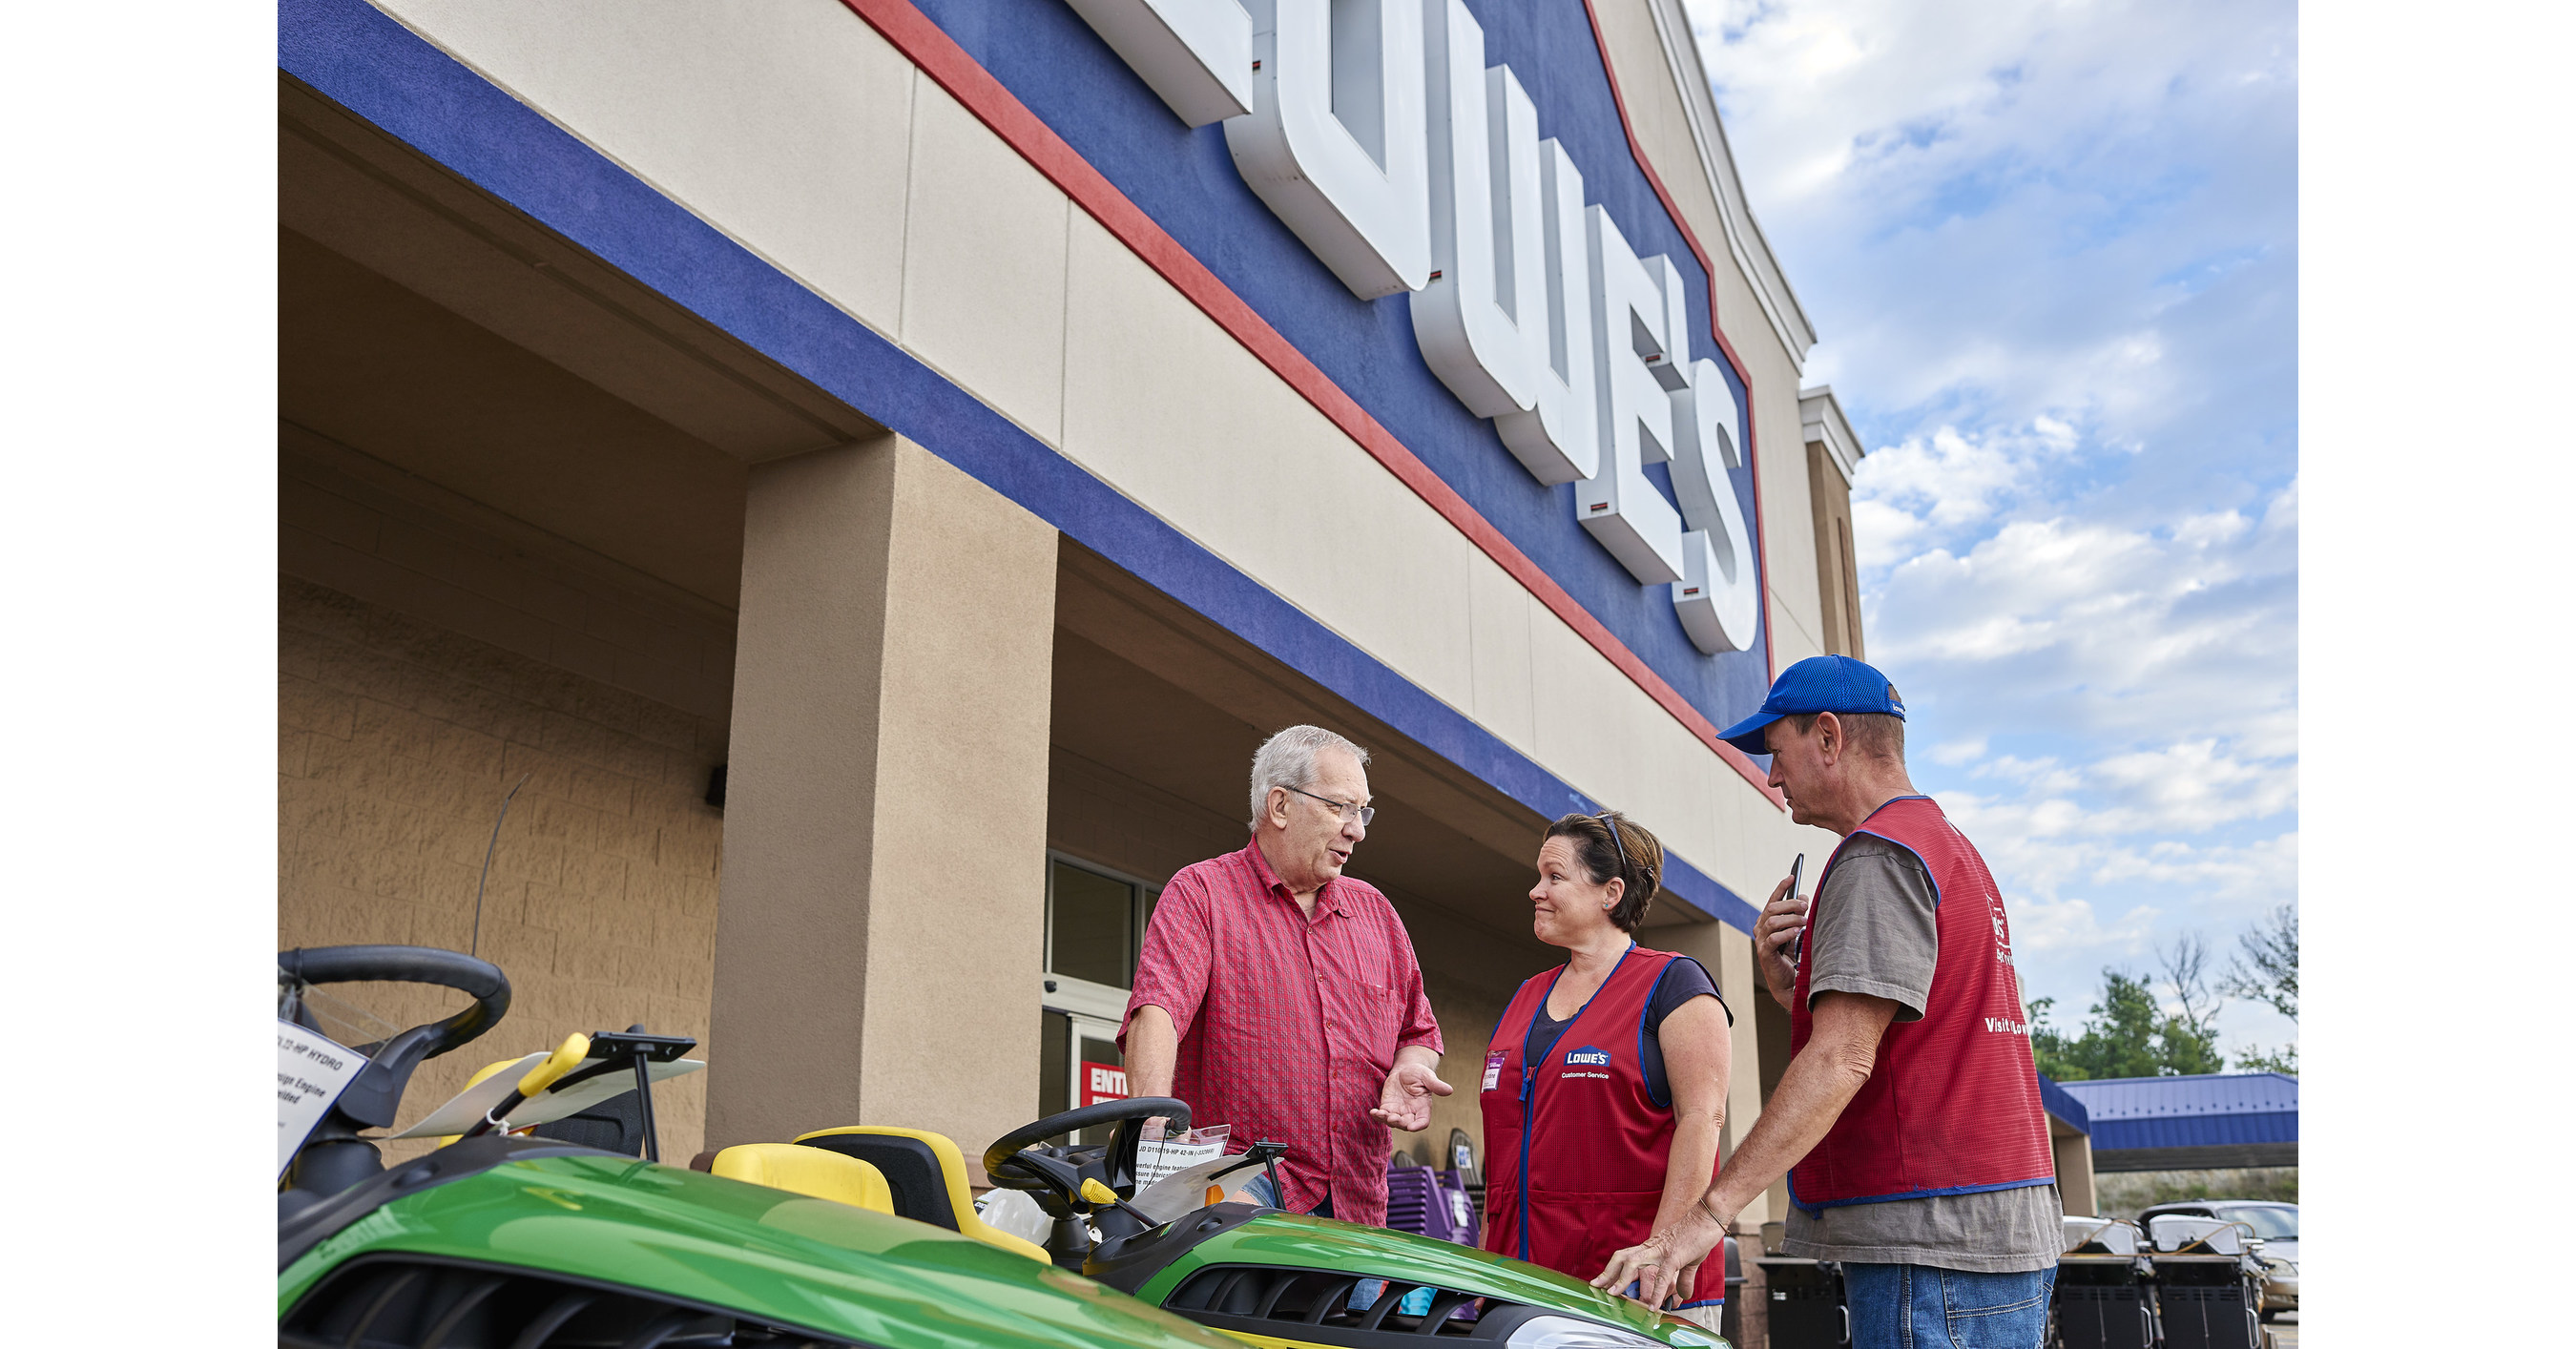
[1713,924,1772,1228]
[1655,920,1773,1232]
[2053,1127,2098,1215]
[1753,980,1796,1227]
[706,432,1056,1164]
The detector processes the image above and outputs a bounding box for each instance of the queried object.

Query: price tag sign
[1135,1128,1228,1187]
[280,1020,367,1179]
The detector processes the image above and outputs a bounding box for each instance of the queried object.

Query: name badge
[1482,1049,1506,1091]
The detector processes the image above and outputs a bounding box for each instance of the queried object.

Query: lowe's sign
[1067,0,1759,656]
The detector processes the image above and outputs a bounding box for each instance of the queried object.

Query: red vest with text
[1788,796,2054,1213]
[1480,945,1723,1308]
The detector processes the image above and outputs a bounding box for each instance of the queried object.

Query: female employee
[1480,812,1734,1319]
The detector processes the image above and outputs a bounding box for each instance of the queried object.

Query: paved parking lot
[2268,1311,2298,1346]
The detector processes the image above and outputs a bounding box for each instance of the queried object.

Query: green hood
[281,1154,1243,1349]
[1133,1213,1714,1347]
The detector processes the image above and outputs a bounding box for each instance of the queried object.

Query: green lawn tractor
[278,944,1729,1349]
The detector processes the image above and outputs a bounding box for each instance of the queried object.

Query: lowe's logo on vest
[1067,0,1760,655]
[1561,1045,1613,1079]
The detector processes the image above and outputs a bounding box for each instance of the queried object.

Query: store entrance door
[1039,855,1158,1145]
[1039,1004,1130,1145]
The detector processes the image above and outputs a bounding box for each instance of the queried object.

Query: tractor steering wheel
[280,944,511,1065]
[279,944,513,1201]
[984,1097,1191,1243]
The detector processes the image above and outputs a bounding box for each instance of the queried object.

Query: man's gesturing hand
[1592,1200,1728,1310]
[1368,1055,1453,1131]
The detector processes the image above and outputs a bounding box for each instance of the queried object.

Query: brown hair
[1544,811,1665,932]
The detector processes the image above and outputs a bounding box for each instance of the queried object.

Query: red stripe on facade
[1575,0,1781,692]
[838,0,1781,804]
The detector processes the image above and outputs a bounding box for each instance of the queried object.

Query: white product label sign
[1135,1124,1232,1187]
[279,1020,367,1178]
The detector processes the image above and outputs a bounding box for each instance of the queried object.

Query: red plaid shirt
[1120,838,1443,1227]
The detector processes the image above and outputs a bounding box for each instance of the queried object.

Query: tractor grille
[280,1255,865,1349]
[1166,1265,1547,1349]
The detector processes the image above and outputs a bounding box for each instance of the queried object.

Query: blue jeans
[1840,1263,2055,1349]
[1238,1173,1332,1217]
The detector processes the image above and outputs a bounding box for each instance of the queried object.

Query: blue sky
[1686,0,2298,1062]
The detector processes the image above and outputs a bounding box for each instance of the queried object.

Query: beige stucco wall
[278,566,727,1164]
[363,0,1839,930]
[339,2,1876,1215]
[707,433,1058,1161]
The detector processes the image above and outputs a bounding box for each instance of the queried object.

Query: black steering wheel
[984,1096,1191,1202]
[280,944,511,1067]
[985,1098,1189,1266]
[279,944,512,1201]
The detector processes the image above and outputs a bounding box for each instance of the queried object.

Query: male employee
[1593,655,2059,1348]
[1120,724,1448,1228]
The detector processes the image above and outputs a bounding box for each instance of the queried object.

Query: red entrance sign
[1081,1060,1129,1107]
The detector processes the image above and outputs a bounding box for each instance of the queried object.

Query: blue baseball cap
[1717,654,1907,755]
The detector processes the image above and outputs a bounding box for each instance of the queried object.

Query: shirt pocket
[1355,981,1402,1064]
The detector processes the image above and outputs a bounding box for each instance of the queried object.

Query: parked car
[2137,1200,2296,1319]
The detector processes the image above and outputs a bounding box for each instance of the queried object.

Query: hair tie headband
[1597,811,1630,890]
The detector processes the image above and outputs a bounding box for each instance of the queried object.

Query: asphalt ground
[2268,1311,2298,1346]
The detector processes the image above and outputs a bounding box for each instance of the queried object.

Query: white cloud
[2087,740,2294,835]
[1685,0,2298,1058]
[1867,485,2296,750]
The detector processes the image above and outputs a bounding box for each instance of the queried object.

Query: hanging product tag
[1136,1124,1230,1186]
[279,1019,367,1179]
[1482,1049,1506,1091]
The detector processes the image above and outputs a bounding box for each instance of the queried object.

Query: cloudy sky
[1686,0,2298,1061]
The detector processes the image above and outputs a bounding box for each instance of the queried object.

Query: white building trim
[1799,384,1864,485]
[1644,0,1819,368]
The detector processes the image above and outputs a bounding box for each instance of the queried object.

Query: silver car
[2138,1199,2297,1319]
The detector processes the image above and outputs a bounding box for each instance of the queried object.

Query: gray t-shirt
[1780,834,2062,1274]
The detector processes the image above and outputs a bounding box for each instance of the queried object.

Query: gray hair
[1248,725,1371,828]
[1784,711,1906,760]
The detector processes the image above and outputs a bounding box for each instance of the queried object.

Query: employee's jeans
[1840,1263,2054,1349]
[1238,1173,1333,1218]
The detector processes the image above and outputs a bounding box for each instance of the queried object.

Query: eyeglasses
[1283,784,1376,826]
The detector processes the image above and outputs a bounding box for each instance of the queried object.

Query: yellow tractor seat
[710,1144,896,1214]
[792,1127,1049,1262]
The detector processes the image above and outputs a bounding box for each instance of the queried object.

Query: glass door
[1040,855,1159,1145]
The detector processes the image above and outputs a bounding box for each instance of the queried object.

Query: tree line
[2030,903,2297,1081]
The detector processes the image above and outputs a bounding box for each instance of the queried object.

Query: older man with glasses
[1120,724,1449,1226]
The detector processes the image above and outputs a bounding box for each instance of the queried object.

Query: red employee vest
[1788,796,2054,1214]
[1480,945,1724,1308]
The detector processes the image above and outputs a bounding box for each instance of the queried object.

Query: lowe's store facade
[276,0,1921,1260]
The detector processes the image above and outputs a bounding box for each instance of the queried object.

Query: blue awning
[2053,1072,2297,1171]
[2036,1072,2089,1134]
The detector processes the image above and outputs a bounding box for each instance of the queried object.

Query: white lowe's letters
[1411,0,1538,416]
[1226,0,1430,299]
[1064,0,1255,126]
[1490,138,1599,484]
[1083,5,1759,654]
[1667,357,1760,652]
[1577,207,1684,586]
[1647,258,1759,652]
